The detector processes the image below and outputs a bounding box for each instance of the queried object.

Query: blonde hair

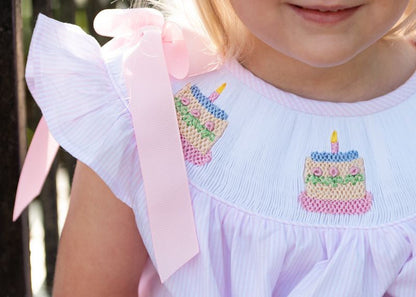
[386,1,416,38]
[136,0,416,60]
[192,1,251,61]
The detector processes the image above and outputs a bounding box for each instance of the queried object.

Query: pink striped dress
[27,14,416,296]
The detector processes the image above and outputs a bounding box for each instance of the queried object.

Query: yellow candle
[209,83,227,102]
[331,130,339,153]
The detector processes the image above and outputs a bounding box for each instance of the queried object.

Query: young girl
[15,0,416,296]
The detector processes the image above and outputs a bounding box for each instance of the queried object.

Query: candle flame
[331,130,338,143]
[216,83,227,94]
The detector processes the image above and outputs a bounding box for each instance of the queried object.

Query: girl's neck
[240,37,416,103]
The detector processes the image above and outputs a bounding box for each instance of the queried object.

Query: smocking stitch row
[305,173,365,187]
[311,150,359,162]
[305,184,366,201]
[300,192,372,215]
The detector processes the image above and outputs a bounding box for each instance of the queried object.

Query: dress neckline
[224,58,416,117]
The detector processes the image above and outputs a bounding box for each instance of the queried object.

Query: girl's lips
[289,4,362,24]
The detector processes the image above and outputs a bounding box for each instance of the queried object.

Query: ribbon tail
[13,117,60,221]
[125,29,199,283]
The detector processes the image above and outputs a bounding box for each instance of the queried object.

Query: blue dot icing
[311,150,359,162]
[190,85,228,120]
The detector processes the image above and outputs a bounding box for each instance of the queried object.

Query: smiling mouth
[289,4,363,24]
[291,4,360,12]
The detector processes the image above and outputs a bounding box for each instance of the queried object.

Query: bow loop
[162,21,189,79]
[94,8,219,80]
[93,8,164,38]
[95,9,190,80]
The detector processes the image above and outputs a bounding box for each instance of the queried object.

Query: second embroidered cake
[299,131,372,215]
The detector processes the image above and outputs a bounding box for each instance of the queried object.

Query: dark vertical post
[32,0,52,18]
[59,0,75,24]
[86,0,114,45]
[0,0,32,296]
[40,160,59,294]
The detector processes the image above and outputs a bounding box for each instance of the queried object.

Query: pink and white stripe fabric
[25,13,416,297]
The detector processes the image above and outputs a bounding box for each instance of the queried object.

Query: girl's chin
[256,36,369,69]
[286,48,364,68]
[295,55,358,69]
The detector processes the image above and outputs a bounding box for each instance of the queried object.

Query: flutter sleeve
[26,14,140,208]
[22,9,218,283]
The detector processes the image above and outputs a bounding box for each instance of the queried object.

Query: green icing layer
[174,96,216,142]
[306,174,365,187]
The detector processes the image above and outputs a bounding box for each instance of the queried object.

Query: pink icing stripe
[181,134,212,165]
[299,191,373,215]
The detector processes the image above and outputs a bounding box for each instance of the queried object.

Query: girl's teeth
[318,9,341,12]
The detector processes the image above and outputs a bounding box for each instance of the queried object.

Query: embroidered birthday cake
[299,131,372,215]
[174,83,229,166]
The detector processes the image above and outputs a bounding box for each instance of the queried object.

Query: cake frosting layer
[311,150,359,162]
[305,183,366,200]
[304,157,365,179]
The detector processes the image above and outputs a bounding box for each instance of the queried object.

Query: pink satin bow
[14,8,221,283]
